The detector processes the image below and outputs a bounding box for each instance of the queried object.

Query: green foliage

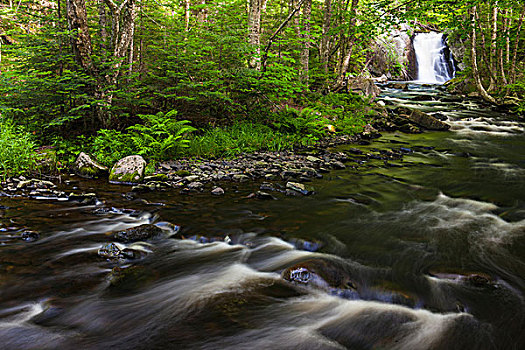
[91,129,133,167]
[186,123,295,158]
[506,80,525,115]
[307,93,370,134]
[88,110,195,166]
[0,120,37,179]
[270,107,328,145]
[53,135,91,169]
[127,110,196,161]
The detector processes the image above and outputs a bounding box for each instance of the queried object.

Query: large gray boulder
[74,152,108,178]
[109,155,147,184]
[396,107,450,131]
[346,77,381,99]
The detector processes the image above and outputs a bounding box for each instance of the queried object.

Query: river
[0,83,524,349]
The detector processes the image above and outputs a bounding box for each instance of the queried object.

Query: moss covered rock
[109,155,147,185]
[74,152,108,178]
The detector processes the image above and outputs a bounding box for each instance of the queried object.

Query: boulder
[346,77,381,99]
[74,152,108,178]
[113,224,164,243]
[396,107,450,131]
[109,155,147,184]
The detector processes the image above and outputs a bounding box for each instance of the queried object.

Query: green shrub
[0,120,37,179]
[306,93,370,134]
[89,110,196,166]
[270,106,328,145]
[127,110,196,161]
[91,129,134,166]
[186,122,294,158]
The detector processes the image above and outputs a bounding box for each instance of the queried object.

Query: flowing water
[1,85,525,349]
[413,32,456,83]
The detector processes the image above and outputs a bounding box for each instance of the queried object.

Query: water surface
[1,84,524,349]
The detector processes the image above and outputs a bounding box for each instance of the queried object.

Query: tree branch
[260,0,306,73]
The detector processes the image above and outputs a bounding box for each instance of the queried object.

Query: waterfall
[413,32,455,83]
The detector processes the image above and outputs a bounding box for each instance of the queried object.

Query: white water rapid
[413,32,455,83]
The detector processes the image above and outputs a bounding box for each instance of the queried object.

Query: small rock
[68,192,97,205]
[187,181,204,190]
[286,182,314,195]
[306,156,321,163]
[211,187,225,196]
[184,175,200,182]
[331,161,346,169]
[255,191,276,200]
[232,174,250,182]
[144,174,169,182]
[98,242,125,259]
[20,230,39,242]
[98,242,150,260]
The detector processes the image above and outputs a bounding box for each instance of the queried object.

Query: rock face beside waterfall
[368,24,418,81]
[445,32,467,71]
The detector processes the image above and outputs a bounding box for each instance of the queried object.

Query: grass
[0,120,37,179]
[185,122,296,158]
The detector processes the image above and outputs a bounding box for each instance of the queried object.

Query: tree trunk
[333,0,359,91]
[488,5,498,92]
[506,9,512,65]
[66,0,92,70]
[511,5,525,83]
[300,0,311,86]
[499,9,508,85]
[471,6,497,104]
[98,0,108,52]
[260,0,304,72]
[320,0,332,79]
[101,0,137,127]
[185,0,190,31]
[248,0,265,70]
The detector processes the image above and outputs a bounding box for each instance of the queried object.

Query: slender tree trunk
[499,9,508,85]
[98,0,137,127]
[248,0,266,70]
[185,0,190,31]
[476,9,498,86]
[320,0,332,78]
[471,6,497,104]
[333,0,359,91]
[197,0,207,23]
[511,5,525,83]
[260,0,304,72]
[488,5,498,91]
[299,0,311,86]
[98,0,107,52]
[506,9,512,64]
